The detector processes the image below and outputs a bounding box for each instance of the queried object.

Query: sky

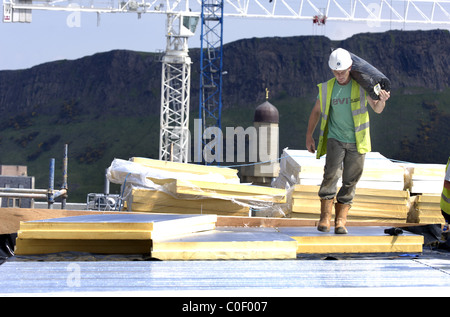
[0,7,448,71]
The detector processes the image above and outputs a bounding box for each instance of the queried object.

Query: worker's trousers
[318,138,365,204]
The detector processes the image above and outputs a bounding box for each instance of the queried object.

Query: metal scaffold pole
[0,144,68,209]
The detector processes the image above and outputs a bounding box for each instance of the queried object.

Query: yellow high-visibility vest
[316,78,371,159]
[441,157,450,215]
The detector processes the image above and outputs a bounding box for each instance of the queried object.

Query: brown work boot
[317,199,334,232]
[334,202,351,234]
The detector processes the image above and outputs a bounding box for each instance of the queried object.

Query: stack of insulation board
[130,157,241,182]
[409,194,445,224]
[13,213,424,259]
[274,149,404,191]
[128,188,250,216]
[402,163,446,194]
[14,213,299,260]
[273,149,325,188]
[14,213,217,255]
[291,185,410,223]
[107,157,287,217]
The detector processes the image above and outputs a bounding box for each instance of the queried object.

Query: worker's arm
[444,180,450,190]
[306,98,321,153]
[445,166,450,190]
[367,90,390,114]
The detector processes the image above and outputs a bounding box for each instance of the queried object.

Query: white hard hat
[328,48,352,70]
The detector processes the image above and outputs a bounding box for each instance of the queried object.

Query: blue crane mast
[198,0,224,165]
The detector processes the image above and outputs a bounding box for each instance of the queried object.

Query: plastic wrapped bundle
[350,53,391,100]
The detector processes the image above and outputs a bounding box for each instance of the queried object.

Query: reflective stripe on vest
[441,157,450,214]
[316,78,371,159]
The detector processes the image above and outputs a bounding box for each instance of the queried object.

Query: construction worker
[306,48,390,234]
[441,156,450,234]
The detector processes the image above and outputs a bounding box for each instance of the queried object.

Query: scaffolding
[0,144,69,209]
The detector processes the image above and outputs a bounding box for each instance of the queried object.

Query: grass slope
[0,87,448,202]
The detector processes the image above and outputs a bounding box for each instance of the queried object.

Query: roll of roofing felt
[349,52,391,100]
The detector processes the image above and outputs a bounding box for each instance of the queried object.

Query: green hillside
[1,85,448,203]
[1,30,449,203]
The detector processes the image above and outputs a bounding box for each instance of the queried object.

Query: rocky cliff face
[0,50,162,119]
[0,29,448,119]
[218,29,449,106]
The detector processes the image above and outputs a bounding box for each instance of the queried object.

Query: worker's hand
[306,135,316,154]
[378,90,390,102]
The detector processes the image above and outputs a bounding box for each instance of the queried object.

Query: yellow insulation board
[278,227,423,254]
[291,185,410,222]
[15,238,152,255]
[130,157,239,180]
[167,179,287,203]
[151,227,298,260]
[17,214,217,239]
[410,194,445,224]
[129,188,250,216]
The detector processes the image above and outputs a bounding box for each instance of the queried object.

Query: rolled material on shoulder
[350,53,391,100]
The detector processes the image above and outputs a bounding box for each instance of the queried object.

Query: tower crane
[3,0,450,164]
[199,0,224,165]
